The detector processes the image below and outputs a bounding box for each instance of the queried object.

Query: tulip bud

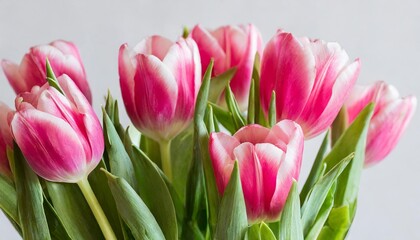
[2,40,92,103]
[9,75,103,182]
[209,120,304,222]
[260,31,360,139]
[119,36,201,142]
[191,24,263,109]
[345,81,417,166]
[0,103,13,178]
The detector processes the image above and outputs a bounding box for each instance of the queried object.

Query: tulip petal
[11,109,87,182]
[305,59,360,138]
[233,142,262,222]
[209,132,239,193]
[119,44,139,125]
[268,120,303,219]
[133,54,178,141]
[260,32,316,120]
[164,38,201,123]
[365,96,416,166]
[191,25,227,75]
[254,143,283,219]
[234,124,270,145]
[133,35,173,61]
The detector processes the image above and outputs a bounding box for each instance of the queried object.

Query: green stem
[159,140,173,182]
[77,178,116,240]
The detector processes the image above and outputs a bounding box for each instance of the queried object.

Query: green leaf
[317,205,351,240]
[184,60,220,237]
[300,132,330,203]
[43,196,72,240]
[215,162,247,240]
[88,161,125,239]
[205,104,216,133]
[131,146,178,240]
[45,59,64,95]
[279,181,303,240]
[323,104,374,206]
[182,26,190,38]
[304,182,336,240]
[209,67,236,103]
[225,85,246,130]
[170,131,194,205]
[0,174,18,225]
[246,223,276,240]
[330,107,349,147]
[13,144,51,240]
[301,154,353,235]
[260,222,277,240]
[247,78,255,124]
[209,102,236,134]
[268,91,276,127]
[102,108,137,189]
[45,182,103,240]
[103,169,165,240]
[140,134,161,167]
[251,53,266,126]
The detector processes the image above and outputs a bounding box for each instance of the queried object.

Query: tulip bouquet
[0,25,416,240]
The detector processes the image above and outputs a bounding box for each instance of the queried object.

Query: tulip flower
[191,24,263,108]
[345,81,417,166]
[0,103,13,178]
[10,74,103,183]
[2,40,92,103]
[260,31,360,139]
[119,36,201,181]
[209,120,304,222]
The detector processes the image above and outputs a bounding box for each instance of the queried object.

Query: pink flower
[0,103,13,178]
[119,36,201,142]
[209,120,304,222]
[191,24,263,108]
[9,75,103,182]
[260,31,360,139]
[346,81,417,166]
[2,40,92,103]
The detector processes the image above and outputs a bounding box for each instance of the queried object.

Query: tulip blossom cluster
[0,23,416,240]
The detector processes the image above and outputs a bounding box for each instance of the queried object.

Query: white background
[0,1,419,239]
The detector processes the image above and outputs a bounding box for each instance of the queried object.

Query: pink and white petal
[365,96,417,166]
[54,76,104,162]
[233,142,263,222]
[0,103,13,146]
[163,38,201,122]
[134,54,178,141]
[269,121,304,219]
[209,132,240,193]
[300,42,350,122]
[11,109,87,182]
[260,32,316,120]
[50,40,82,60]
[234,124,270,145]
[254,143,283,218]
[119,44,140,125]
[133,35,173,61]
[229,24,262,109]
[305,59,360,139]
[345,82,380,123]
[191,25,227,75]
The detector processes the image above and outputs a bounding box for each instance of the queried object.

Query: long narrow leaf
[279,181,303,240]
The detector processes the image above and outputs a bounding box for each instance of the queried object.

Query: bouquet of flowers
[0,24,416,240]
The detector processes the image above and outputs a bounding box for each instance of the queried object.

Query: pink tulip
[209,120,304,222]
[9,75,103,182]
[260,31,360,139]
[0,103,13,178]
[345,81,417,166]
[191,24,263,108]
[119,36,201,142]
[2,40,92,103]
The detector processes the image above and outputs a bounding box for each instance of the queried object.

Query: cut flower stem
[159,139,173,182]
[77,177,117,240]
